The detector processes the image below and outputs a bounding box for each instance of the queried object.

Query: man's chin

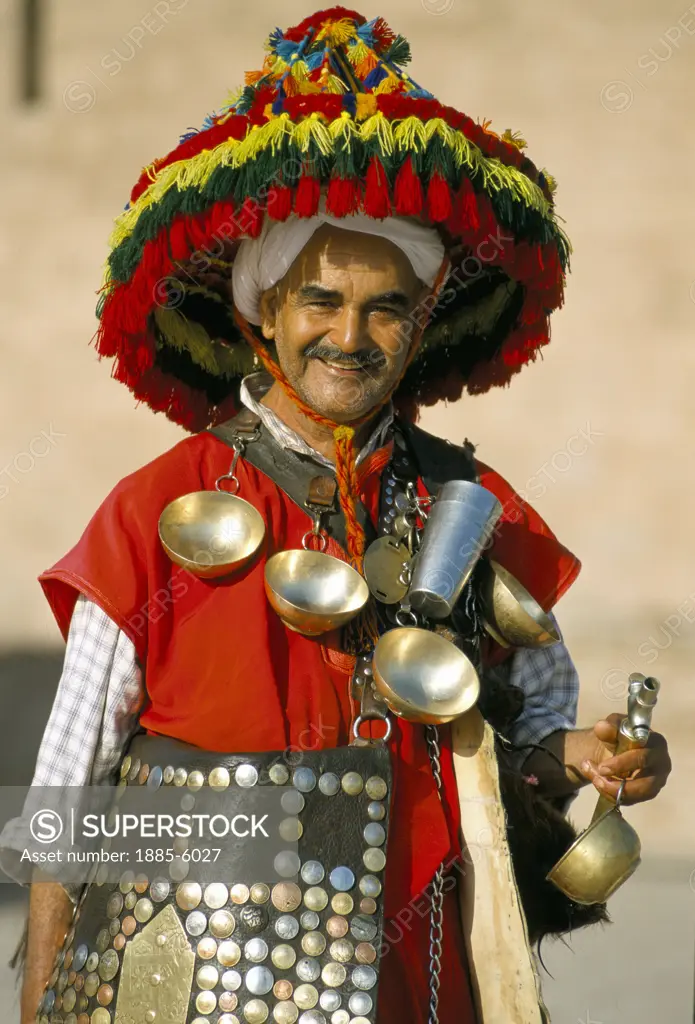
[298,369,388,423]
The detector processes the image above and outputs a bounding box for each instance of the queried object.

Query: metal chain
[425,725,445,1024]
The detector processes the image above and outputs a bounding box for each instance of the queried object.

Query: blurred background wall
[0,0,693,1020]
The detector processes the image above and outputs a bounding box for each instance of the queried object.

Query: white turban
[232,210,446,326]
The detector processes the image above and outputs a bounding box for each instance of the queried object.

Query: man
[5,8,670,1024]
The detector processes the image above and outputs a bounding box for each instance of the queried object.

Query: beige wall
[1,0,694,855]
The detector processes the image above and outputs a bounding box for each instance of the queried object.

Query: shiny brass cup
[264,549,369,636]
[158,491,265,579]
[546,797,641,905]
[372,627,480,725]
[479,559,560,648]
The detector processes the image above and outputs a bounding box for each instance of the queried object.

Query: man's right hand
[21,879,73,1024]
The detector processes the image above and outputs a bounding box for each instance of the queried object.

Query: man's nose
[327,305,369,353]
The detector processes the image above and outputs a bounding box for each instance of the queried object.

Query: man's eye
[309,301,337,310]
[371,306,403,317]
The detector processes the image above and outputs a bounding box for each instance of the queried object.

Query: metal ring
[395,607,418,628]
[352,714,393,744]
[615,778,627,810]
[301,530,328,553]
[214,473,240,495]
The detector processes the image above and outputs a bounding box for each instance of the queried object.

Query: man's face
[258,225,428,422]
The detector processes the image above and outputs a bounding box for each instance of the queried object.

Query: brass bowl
[372,627,480,725]
[158,491,265,579]
[264,549,369,636]
[479,559,560,648]
[546,805,641,905]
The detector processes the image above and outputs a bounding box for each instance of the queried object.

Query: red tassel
[363,158,392,219]
[453,178,480,233]
[267,185,293,221]
[519,291,547,325]
[186,212,211,251]
[168,217,190,261]
[394,157,424,217]
[294,176,321,218]
[326,176,362,217]
[426,172,452,223]
[238,198,263,238]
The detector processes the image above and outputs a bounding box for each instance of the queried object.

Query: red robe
[39,430,580,1023]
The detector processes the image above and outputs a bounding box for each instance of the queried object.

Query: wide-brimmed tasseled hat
[96,5,570,432]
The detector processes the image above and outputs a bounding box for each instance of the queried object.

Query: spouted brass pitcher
[547,673,660,904]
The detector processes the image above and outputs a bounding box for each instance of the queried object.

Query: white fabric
[232,211,447,325]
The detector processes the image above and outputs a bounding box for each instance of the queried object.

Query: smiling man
[4,8,671,1024]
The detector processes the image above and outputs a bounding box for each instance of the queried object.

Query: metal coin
[351,964,377,990]
[221,968,242,990]
[365,775,388,800]
[363,823,386,847]
[367,801,385,821]
[197,964,220,990]
[273,979,294,1000]
[134,876,149,894]
[319,990,341,1012]
[321,963,346,988]
[138,763,150,785]
[64,949,74,970]
[204,882,229,909]
[328,866,354,892]
[218,1014,240,1024]
[230,883,250,904]
[173,767,188,787]
[106,893,123,919]
[363,535,411,604]
[297,1013,325,1024]
[275,851,301,878]
[124,892,137,910]
[62,987,77,1012]
[134,899,154,923]
[209,910,235,938]
[300,861,324,886]
[119,756,131,780]
[300,911,319,931]
[85,953,100,973]
[350,916,377,942]
[235,764,259,788]
[271,944,296,970]
[279,817,303,842]
[245,966,274,997]
[95,930,111,954]
[273,1002,298,1024]
[218,942,241,967]
[340,772,363,796]
[329,939,353,963]
[355,942,377,964]
[64,1014,78,1024]
[358,872,380,897]
[150,878,170,903]
[292,768,316,793]
[359,897,377,915]
[281,790,305,814]
[219,992,238,1011]
[185,910,207,936]
[240,905,268,932]
[243,998,269,1023]
[209,766,231,791]
[147,765,163,790]
[96,985,113,1007]
[325,916,348,939]
[330,1013,349,1024]
[271,883,302,913]
[301,932,326,957]
[269,764,290,785]
[363,848,386,872]
[244,937,269,963]
[91,1009,111,1024]
[275,915,299,940]
[170,856,189,881]
[293,984,318,1010]
[98,950,119,982]
[187,769,204,791]
[176,881,202,910]
[330,894,353,916]
[163,765,175,784]
[128,756,141,782]
[250,883,270,905]
[195,991,217,1014]
[112,935,125,952]
[318,773,340,796]
[83,974,99,998]
[303,887,328,912]
[74,974,85,991]
[197,937,218,960]
[57,969,68,992]
[72,945,88,972]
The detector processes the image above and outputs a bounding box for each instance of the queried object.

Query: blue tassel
[356,17,378,46]
[363,65,388,89]
[406,87,435,99]
[306,49,325,71]
[343,93,357,116]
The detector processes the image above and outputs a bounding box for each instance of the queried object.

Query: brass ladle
[547,673,660,904]
[479,558,561,648]
[158,437,265,579]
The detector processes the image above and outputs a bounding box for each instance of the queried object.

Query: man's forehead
[286,225,415,284]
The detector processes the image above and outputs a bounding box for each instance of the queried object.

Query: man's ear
[259,287,278,340]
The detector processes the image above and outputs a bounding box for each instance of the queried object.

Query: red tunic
[38,430,580,1024]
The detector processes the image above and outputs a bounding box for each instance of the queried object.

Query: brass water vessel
[479,559,560,648]
[265,548,369,636]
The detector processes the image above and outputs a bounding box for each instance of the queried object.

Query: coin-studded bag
[38,732,392,1024]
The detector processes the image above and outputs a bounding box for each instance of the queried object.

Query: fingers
[580,739,671,804]
[593,713,622,745]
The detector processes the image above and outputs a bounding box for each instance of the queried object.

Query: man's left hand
[579,713,672,804]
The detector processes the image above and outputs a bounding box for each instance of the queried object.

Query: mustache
[304,339,387,371]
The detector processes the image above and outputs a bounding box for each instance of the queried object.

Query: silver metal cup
[408,480,503,620]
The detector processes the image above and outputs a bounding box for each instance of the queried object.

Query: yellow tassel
[360,112,394,155]
[424,117,456,150]
[329,112,360,151]
[323,74,348,94]
[232,115,292,166]
[374,73,401,95]
[541,168,558,196]
[316,19,358,45]
[346,39,370,67]
[154,307,221,376]
[501,128,527,151]
[355,94,378,121]
[393,117,427,153]
[290,60,309,82]
[292,113,333,156]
